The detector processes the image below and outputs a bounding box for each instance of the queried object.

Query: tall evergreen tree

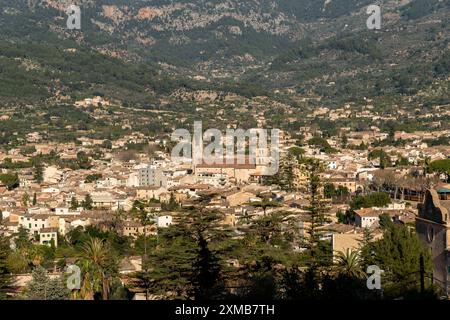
[358,227,375,268]
[15,227,31,250]
[70,196,79,210]
[185,207,228,300]
[265,153,297,191]
[144,205,229,299]
[191,234,223,300]
[132,263,153,301]
[279,154,296,191]
[22,193,30,207]
[82,194,93,210]
[372,225,435,298]
[305,159,330,267]
[379,213,394,230]
[34,162,44,184]
[0,235,11,299]
[26,266,69,300]
[162,193,179,211]
[144,226,196,299]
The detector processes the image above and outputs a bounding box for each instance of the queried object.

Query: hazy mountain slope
[0,0,448,107]
[256,0,450,106]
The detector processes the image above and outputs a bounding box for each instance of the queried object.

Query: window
[427,225,434,243]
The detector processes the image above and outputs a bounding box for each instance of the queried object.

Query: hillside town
[0,0,449,305]
[1,97,449,299]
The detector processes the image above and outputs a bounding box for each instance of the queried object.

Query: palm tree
[336,249,364,278]
[74,259,94,300]
[80,237,111,300]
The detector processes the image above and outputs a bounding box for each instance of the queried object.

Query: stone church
[416,187,450,295]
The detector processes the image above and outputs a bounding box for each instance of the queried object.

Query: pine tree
[305,159,331,267]
[281,266,321,300]
[280,266,303,299]
[132,263,153,300]
[15,227,31,249]
[143,205,229,299]
[265,153,297,191]
[358,227,375,268]
[162,193,179,211]
[279,154,296,191]
[185,207,228,300]
[249,211,291,246]
[32,193,37,206]
[379,213,394,230]
[26,266,69,300]
[0,235,11,299]
[373,225,435,298]
[191,234,223,300]
[246,269,277,300]
[144,225,196,299]
[82,194,93,210]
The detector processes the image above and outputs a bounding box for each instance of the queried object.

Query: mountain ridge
[0,0,449,108]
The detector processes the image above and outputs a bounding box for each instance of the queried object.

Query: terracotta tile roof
[354,208,377,217]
